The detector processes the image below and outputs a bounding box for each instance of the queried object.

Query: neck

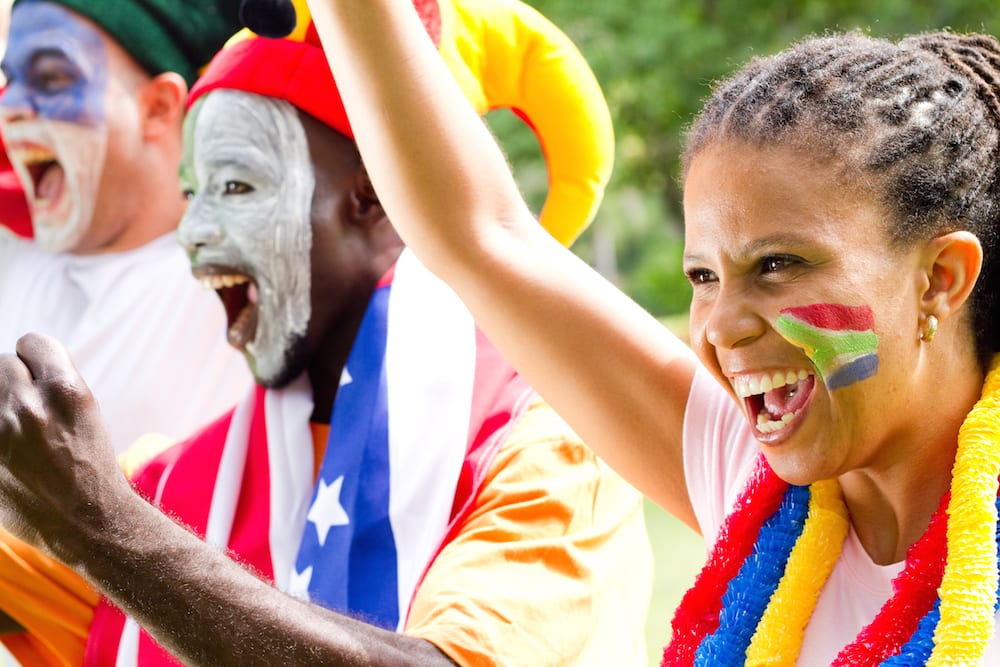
[839,344,985,565]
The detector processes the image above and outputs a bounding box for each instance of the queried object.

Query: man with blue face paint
[0,1,250,453]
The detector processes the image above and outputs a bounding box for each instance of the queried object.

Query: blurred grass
[643,498,705,666]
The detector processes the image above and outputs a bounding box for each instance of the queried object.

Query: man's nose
[0,84,36,124]
[178,210,225,254]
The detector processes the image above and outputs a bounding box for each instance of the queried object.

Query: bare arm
[0,335,455,667]
[306,0,697,523]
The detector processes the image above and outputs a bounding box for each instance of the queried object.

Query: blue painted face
[0,1,109,126]
[0,1,111,252]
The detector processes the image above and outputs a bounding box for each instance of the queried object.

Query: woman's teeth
[733,368,811,398]
[757,409,801,433]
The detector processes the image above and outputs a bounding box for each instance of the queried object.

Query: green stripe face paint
[775,303,879,390]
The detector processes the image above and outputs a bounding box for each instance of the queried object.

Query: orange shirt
[0,399,651,666]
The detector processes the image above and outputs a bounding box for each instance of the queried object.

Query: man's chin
[33,218,87,254]
[245,339,307,389]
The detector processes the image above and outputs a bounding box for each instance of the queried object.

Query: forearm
[76,492,454,667]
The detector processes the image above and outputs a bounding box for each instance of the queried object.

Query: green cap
[16,0,244,86]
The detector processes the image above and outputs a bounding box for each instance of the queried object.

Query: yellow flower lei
[928,354,1000,665]
[744,478,849,665]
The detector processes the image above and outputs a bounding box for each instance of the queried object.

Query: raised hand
[0,333,128,565]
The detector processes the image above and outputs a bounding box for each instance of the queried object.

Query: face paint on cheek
[5,118,108,252]
[775,303,879,390]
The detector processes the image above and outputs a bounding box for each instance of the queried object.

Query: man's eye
[29,63,77,93]
[224,181,254,195]
[685,268,717,285]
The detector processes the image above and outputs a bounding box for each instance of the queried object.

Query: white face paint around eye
[3,118,107,253]
[179,90,315,386]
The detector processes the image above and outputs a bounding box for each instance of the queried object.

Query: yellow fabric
[0,401,651,667]
[115,432,174,480]
[405,398,652,667]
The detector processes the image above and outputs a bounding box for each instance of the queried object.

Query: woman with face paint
[299,0,1000,664]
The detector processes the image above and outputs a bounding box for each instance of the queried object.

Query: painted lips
[775,303,879,390]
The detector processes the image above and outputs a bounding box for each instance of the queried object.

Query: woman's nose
[703,287,767,351]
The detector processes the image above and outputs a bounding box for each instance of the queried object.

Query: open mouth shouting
[9,143,63,211]
[733,369,816,438]
[194,265,259,350]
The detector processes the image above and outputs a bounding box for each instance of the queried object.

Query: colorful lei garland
[663,355,1000,666]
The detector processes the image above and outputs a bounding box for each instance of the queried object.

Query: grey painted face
[179,90,314,386]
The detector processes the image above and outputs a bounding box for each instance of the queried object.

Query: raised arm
[306,0,698,522]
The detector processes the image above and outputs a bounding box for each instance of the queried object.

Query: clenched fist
[0,333,130,565]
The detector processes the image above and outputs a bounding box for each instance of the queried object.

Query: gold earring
[920,314,938,342]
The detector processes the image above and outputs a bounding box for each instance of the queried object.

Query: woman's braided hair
[684,31,1000,367]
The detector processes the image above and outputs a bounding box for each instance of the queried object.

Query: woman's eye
[685,268,717,285]
[760,254,800,274]
[223,181,254,195]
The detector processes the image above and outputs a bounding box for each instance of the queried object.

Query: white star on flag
[340,367,352,387]
[307,475,350,546]
[288,566,313,601]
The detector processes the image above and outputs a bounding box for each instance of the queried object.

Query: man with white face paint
[0,0,250,453]
[0,3,652,666]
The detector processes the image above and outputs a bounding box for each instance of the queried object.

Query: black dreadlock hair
[684,31,1000,368]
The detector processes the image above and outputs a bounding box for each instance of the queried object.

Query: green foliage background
[489,0,1000,318]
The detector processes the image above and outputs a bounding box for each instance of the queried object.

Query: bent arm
[306,0,697,523]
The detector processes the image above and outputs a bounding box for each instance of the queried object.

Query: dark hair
[683,31,1000,367]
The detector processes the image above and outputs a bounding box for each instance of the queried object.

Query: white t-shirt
[682,364,1000,665]
[0,232,251,453]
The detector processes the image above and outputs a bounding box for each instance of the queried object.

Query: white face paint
[3,119,106,252]
[179,91,314,387]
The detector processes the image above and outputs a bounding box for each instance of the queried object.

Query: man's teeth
[733,369,811,398]
[757,408,801,434]
[198,274,250,290]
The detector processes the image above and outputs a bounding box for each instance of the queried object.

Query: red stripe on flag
[779,303,875,331]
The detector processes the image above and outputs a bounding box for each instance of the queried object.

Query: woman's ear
[919,230,983,320]
[138,72,187,142]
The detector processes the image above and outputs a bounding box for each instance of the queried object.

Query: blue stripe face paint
[1,1,109,126]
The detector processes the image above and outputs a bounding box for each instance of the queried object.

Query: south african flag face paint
[775,304,879,390]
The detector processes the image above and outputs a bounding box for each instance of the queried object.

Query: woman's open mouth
[733,369,816,437]
[193,266,259,350]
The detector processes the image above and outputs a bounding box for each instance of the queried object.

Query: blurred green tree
[488,0,1000,318]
